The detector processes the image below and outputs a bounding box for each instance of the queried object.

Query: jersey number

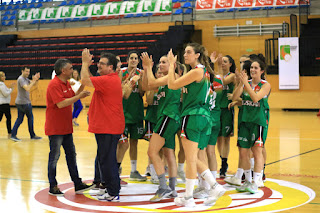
[209,91,217,110]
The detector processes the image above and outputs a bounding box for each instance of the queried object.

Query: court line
[266,147,320,166]
[0,177,49,183]
[1,136,320,140]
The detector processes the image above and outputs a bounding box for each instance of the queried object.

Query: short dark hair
[100,52,117,71]
[54,59,72,76]
[21,66,30,71]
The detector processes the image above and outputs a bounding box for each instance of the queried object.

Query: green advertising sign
[18,0,172,21]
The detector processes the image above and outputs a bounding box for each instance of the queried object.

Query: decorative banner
[255,0,274,6]
[234,0,254,7]
[196,0,214,10]
[196,0,310,10]
[215,0,234,9]
[276,0,296,6]
[278,37,299,90]
[18,0,172,21]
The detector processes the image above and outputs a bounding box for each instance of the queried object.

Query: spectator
[10,67,42,142]
[0,71,16,139]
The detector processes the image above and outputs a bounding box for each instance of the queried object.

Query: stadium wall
[4,75,320,109]
[1,15,320,109]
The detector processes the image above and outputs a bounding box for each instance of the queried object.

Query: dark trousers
[95,134,120,196]
[0,104,12,134]
[48,134,82,188]
[11,103,35,138]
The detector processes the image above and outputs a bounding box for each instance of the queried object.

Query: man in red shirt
[81,48,125,202]
[46,58,93,196]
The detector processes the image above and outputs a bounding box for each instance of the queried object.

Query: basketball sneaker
[224,175,241,186]
[193,187,209,199]
[174,196,196,207]
[236,181,251,192]
[204,183,226,206]
[245,182,259,194]
[130,170,147,181]
[98,193,120,202]
[150,188,173,202]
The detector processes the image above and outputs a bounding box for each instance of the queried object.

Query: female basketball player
[167,43,225,207]
[232,58,270,194]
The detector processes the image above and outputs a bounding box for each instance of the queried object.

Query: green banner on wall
[18,0,172,21]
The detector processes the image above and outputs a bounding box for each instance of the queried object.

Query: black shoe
[220,170,226,178]
[31,135,42,140]
[75,182,95,194]
[92,181,101,190]
[49,186,64,197]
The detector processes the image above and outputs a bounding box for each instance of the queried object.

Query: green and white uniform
[208,75,224,146]
[180,64,211,149]
[143,91,158,141]
[154,85,181,149]
[238,79,270,148]
[121,67,144,141]
[219,72,235,137]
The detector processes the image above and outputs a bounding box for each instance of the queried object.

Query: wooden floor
[0,108,319,212]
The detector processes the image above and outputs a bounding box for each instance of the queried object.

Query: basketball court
[0,108,319,212]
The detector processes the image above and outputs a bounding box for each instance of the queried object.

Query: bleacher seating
[173,9,183,15]
[0,0,193,27]
[239,8,249,12]
[173,3,181,9]
[181,2,191,8]
[0,32,165,79]
[251,7,262,11]
[0,25,194,80]
[227,8,237,12]
[184,8,192,14]
[216,9,226,13]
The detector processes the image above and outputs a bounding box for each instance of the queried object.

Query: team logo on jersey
[143,130,153,141]
[242,99,261,107]
[119,134,128,144]
[180,129,187,139]
[156,91,166,100]
[254,137,264,147]
[34,178,315,212]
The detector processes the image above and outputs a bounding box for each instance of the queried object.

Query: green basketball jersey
[121,67,144,124]
[209,75,224,126]
[220,72,234,108]
[145,91,159,124]
[157,85,181,122]
[241,79,270,127]
[181,64,211,118]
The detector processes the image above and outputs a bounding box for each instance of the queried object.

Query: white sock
[200,169,216,187]
[211,171,217,180]
[131,160,137,172]
[250,158,255,170]
[150,164,157,178]
[244,169,252,183]
[178,163,184,172]
[235,168,244,179]
[253,172,262,183]
[198,174,210,190]
[185,179,197,198]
